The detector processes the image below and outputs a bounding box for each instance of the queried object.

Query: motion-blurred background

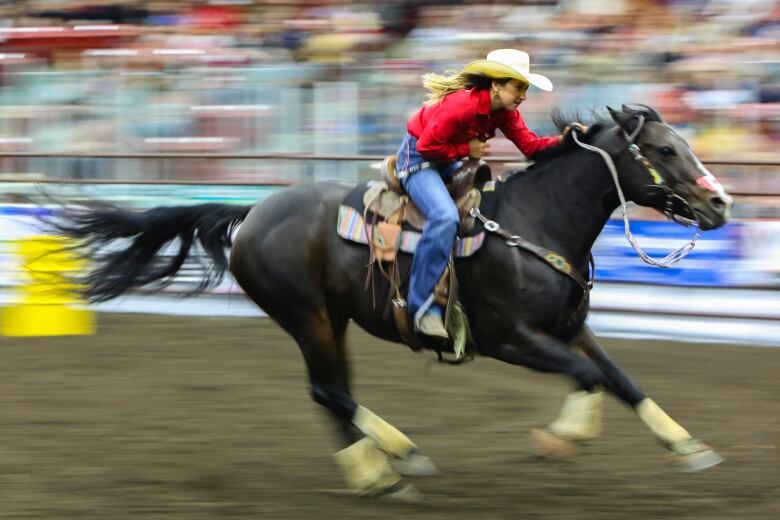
[0,0,778,343]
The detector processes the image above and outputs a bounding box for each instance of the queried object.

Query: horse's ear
[621,103,664,122]
[608,105,636,133]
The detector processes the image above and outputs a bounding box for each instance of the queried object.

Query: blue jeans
[395,134,461,324]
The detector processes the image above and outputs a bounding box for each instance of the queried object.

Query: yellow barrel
[1,235,95,336]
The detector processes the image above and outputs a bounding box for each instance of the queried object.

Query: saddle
[363,156,490,361]
[366,156,491,238]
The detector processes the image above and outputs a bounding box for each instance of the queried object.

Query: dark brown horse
[51,104,732,498]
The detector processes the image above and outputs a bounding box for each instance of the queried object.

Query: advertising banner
[591,219,742,286]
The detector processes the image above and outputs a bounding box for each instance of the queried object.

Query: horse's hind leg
[287,312,433,497]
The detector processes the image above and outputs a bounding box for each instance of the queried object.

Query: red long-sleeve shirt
[407,87,559,162]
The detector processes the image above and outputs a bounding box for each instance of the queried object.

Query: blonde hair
[421,69,473,106]
[421,70,520,106]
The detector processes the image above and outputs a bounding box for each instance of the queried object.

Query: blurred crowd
[0,0,778,210]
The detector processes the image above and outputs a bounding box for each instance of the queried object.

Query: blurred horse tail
[51,203,251,302]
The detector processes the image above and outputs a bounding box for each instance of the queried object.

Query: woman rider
[396,48,584,339]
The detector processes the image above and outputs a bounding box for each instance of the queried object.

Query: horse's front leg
[537,325,723,471]
[479,323,607,457]
[481,322,606,394]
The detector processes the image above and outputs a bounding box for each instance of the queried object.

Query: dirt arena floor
[0,314,778,519]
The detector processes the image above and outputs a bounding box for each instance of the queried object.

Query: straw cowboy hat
[463,49,553,92]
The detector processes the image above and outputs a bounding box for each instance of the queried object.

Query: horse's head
[599,104,732,230]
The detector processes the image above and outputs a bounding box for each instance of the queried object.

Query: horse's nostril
[709,196,727,212]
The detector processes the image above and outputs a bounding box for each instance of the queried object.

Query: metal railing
[1,153,778,198]
[0,151,779,166]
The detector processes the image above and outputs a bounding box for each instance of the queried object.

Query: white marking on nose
[693,156,733,206]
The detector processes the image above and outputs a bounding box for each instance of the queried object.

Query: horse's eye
[659,146,676,157]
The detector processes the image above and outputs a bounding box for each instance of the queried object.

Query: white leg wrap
[353,406,416,458]
[549,390,603,441]
[636,398,691,445]
[334,438,401,495]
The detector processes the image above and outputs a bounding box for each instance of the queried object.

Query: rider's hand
[560,122,589,143]
[468,138,489,159]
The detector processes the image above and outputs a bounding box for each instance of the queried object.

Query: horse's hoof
[377,482,424,503]
[391,449,439,477]
[530,428,579,460]
[668,439,724,472]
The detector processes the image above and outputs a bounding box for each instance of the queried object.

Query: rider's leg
[401,166,459,335]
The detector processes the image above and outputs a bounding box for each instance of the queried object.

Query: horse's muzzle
[694,193,732,231]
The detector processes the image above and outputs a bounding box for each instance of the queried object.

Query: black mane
[503,109,610,181]
[526,103,662,167]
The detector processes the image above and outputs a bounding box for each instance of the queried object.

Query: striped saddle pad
[336,180,500,258]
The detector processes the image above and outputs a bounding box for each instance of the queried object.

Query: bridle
[572,114,700,268]
[621,114,700,229]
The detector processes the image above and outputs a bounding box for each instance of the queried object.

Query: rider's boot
[415,306,449,339]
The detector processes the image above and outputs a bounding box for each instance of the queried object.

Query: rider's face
[493,80,528,111]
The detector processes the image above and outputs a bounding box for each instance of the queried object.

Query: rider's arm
[500,110,560,158]
[412,97,474,162]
